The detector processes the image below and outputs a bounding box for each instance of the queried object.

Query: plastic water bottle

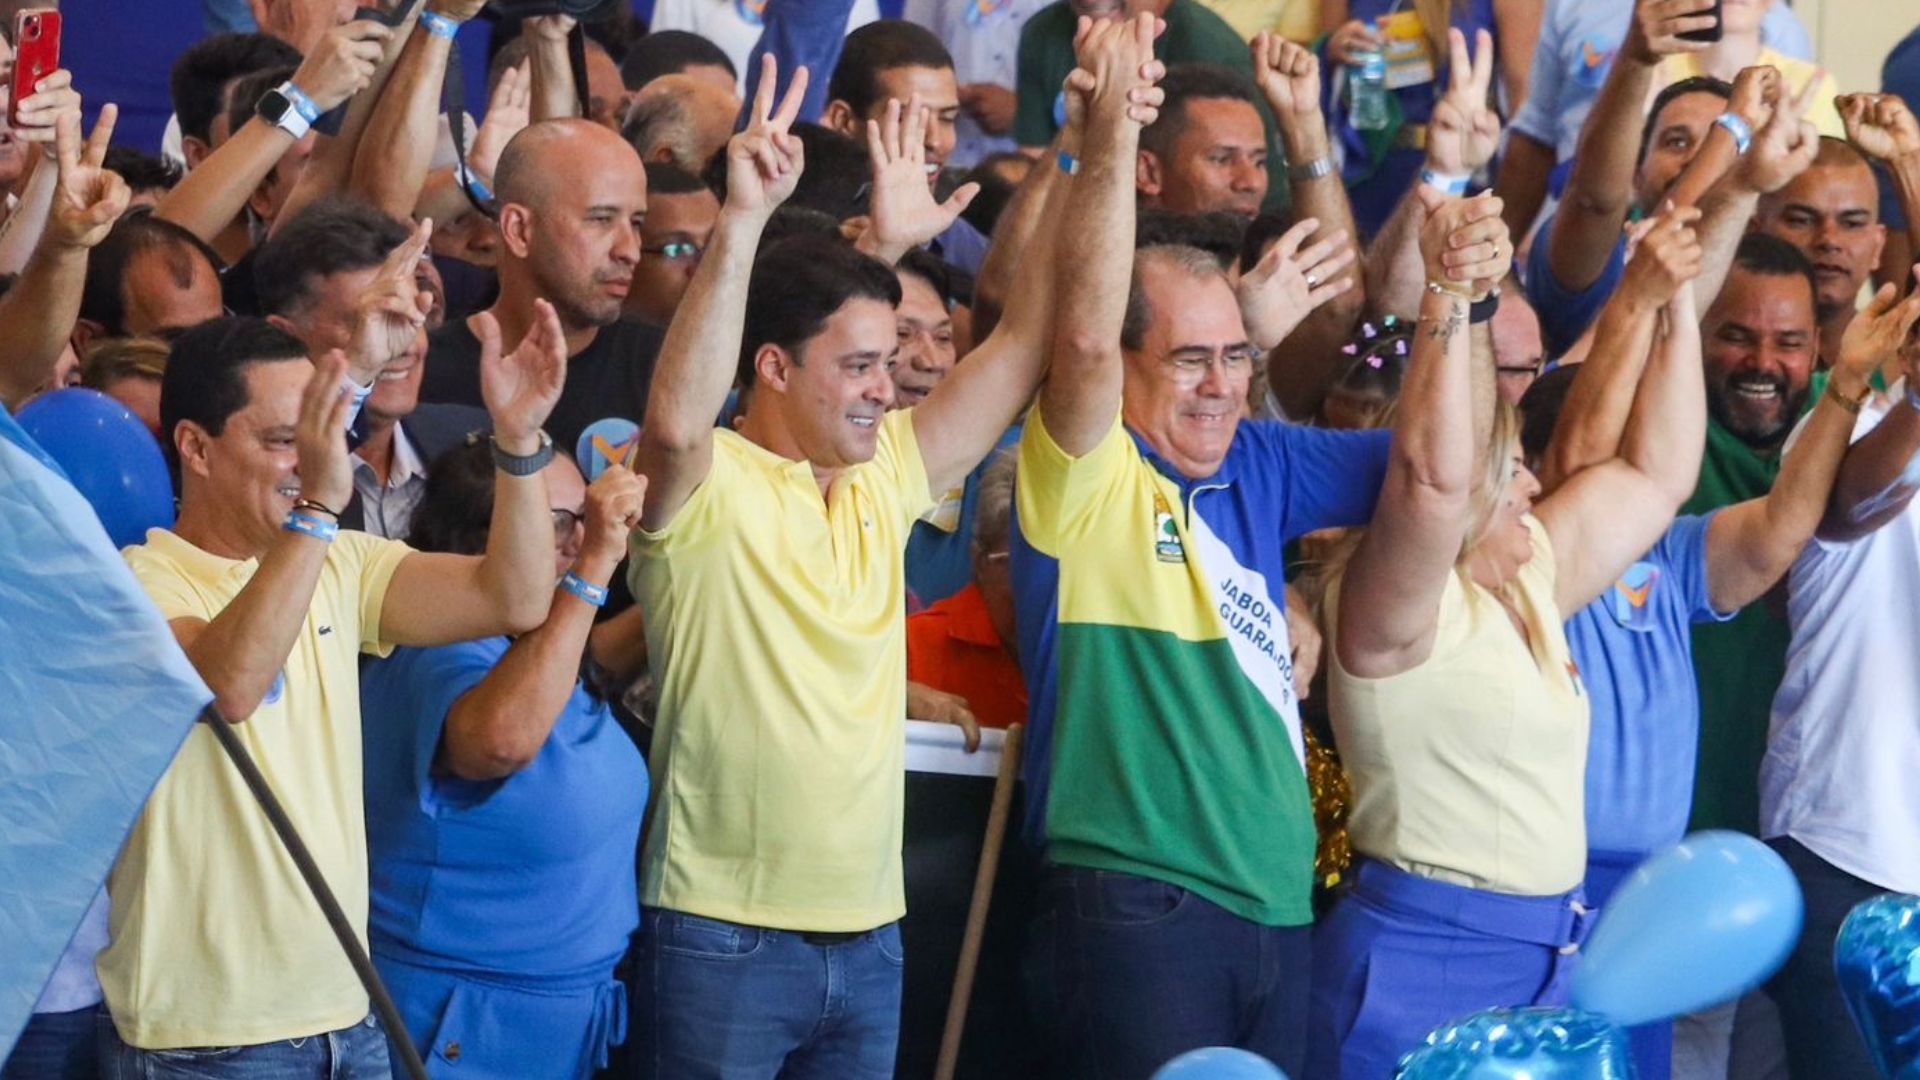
[1350,48,1390,131]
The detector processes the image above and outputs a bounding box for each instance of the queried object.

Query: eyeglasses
[551,508,584,543]
[1160,346,1262,388]
[642,240,703,263]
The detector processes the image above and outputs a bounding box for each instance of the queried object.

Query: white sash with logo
[1184,511,1305,775]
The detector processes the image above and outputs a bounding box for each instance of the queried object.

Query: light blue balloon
[1395,1007,1631,1079]
[1151,1047,1287,1080]
[1835,893,1920,1080]
[1571,830,1803,1027]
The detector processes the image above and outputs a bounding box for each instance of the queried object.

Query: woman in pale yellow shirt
[1304,200,1706,1079]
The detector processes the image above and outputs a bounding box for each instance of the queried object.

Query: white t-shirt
[1763,384,1920,893]
[648,0,881,92]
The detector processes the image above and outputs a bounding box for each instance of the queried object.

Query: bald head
[494,119,649,333]
[622,74,740,175]
[496,119,645,210]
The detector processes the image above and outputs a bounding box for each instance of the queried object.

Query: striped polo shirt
[1013,409,1390,926]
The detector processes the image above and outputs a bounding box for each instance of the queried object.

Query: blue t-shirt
[1526,210,1627,358]
[361,637,647,979]
[1565,512,1735,856]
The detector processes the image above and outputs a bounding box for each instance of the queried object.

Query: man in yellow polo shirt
[627,36,1163,1078]
[103,308,565,1076]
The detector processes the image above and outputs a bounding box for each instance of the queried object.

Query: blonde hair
[80,336,170,389]
[1306,399,1522,624]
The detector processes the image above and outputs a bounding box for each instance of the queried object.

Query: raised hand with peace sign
[724,54,809,221]
[346,218,434,387]
[45,106,130,252]
[1425,28,1500,180]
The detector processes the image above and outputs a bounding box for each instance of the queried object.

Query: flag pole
[198,707,430,1080]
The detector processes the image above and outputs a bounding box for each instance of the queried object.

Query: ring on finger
[1305,272,1319,287]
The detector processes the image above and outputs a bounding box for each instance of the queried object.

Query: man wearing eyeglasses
[1012,208,1376,1072]
[625,162,719,329]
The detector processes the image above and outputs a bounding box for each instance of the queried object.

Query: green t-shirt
[1682,419,1788,835]
[1014,0,1290,209]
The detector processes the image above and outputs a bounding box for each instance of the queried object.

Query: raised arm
[0,109,124,411]
[380,301,568,645]
[0,68,82,274]
[1544,0,1710,291]
[1839,93,1920,286]
[1692,75,1817,306]
[1335,190,1507,678]
[348,1,485,221]
[159,20,389,244]
[1709,284,1920,608]
[1251,32,1366,418]
[916,14,1164,495]
[526,15,580,122]
[1820,270,1920,539]
[440,466,645,781]
[1537,280,1704,616]
[172,352,356,721]
[1539,206,1701,493]
[1028,13,1158,460]
[1492,0,1543,117]
[272,12,416,235]
[635,57,809,531]
[1367,29,1501,320]
[972,125,1075,339]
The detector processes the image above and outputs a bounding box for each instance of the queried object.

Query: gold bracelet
[1425,278,1481,303]
[1826,377,1870,416]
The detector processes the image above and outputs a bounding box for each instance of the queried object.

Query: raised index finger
[381,218,432,281]
[750,53,779,127]
[52,109,80,175]
[1471,28,1495,99]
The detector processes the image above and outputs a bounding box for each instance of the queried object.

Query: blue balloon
[16,388,175,547]
[1396,1007,1631,1079]
[1571,831,1803,1027]
[1151,1047,1288,1080]
[1836,893,1920,1080]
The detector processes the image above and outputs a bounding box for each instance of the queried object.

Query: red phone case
[10,9,62,129]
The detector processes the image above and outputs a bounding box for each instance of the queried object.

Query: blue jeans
[1767,837,1885,1080]
[99,1013,390,1080]
[632,909,904,1080]
[2,1005,101,1079]
[1027,865,1311,1080]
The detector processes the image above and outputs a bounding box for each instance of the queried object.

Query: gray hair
[1121,244,1229,351]
[972,449,1018,555]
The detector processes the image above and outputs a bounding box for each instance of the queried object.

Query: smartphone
[1678,0,1723,43]
[9,8,61,129]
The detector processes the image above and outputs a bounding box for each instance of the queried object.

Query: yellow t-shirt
[1656,48,1845,139]
[102,528,411,1049]
[629,411,935,932]
[1328,516,1590,896]
[1194,0,1319,43]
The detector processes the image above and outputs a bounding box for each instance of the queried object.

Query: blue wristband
[284,511,339,542]
[1419,168,1470,197]
[418,8,462,40]
[459,166,493,203]
[280,82,320,125]
[1714,112,1753,155]
[560,571,609,607]
[1057,149,1080,176]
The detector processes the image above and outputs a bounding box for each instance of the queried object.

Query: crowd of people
[3,0,1920,1078]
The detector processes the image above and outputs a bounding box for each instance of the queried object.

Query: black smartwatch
[255,86,312,140]
[490,431,555,476]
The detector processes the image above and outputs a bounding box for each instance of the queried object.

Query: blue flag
[0,408,208,1059]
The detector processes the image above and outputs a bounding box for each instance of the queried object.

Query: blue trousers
[1767,837,1885,1080]
[2,1005,100,1079]
[1308,859,1593,1080]
[99,1013,390,1080]
[1586,849,1674,1080]
[372,951,627,1080]
[1025,864,1311,1080]
[631,909,903,1080]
